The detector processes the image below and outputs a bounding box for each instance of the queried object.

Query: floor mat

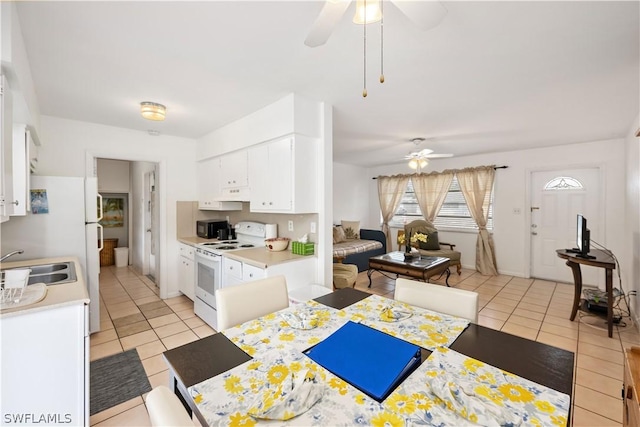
[90,349,152,415]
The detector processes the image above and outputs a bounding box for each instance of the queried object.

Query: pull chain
[362,0,367,97]
[380,0,384,83]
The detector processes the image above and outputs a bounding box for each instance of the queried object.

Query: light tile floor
[90,265,638,426]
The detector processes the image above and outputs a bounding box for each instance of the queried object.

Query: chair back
[394,278,478,323]
[404,219,437,237]
[215,275,289,330]
[146,385,193,427]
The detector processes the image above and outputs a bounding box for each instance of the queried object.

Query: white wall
[36,115,197,298]
[365,138,627,278]
[624,114,640,323]
[97,159,130,193]
[333,162,371,227]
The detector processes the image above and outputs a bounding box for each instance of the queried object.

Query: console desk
[556,249,616,337]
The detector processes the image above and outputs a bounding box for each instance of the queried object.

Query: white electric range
[193,221,269,330]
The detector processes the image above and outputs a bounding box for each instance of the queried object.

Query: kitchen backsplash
[176,201,318,242]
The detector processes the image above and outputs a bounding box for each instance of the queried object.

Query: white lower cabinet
[243,263,266,282]
[221,255,316,292]
[1,303,89,425]
[178,243,195,300]
[223,257,244,287]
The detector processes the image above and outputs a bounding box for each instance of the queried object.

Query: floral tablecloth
[222,300,349,356]
[190,295,569,426]
[341,294,471,350]
[384,347,570,426]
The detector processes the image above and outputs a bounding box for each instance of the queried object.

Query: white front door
[530,167,602,286]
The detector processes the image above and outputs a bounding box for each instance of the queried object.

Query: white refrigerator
[1,176,103,333]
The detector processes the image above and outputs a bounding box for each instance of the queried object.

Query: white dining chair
[146,385,193,427]
[215,275,290,330]
[394,278,479,323]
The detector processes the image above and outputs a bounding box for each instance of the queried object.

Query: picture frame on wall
[101,197,125,228]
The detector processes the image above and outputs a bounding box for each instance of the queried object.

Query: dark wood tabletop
[164,287,574,419]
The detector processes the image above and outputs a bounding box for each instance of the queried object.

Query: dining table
[163,287,575,426]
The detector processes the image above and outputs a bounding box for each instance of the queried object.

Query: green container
[292,241,314,255]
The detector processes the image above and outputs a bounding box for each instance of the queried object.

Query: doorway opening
[94,157,162,291]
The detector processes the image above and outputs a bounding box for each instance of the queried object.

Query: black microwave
[196,220,228,239]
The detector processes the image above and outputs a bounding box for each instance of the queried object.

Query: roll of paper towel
[266,224,278,239]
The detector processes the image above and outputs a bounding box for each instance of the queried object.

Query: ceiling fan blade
[304,0,352,47]
[423,153,454,158]
[391,0,447,31]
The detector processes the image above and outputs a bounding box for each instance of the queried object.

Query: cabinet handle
[627,385,633,400]
[269,202,273,205]
[230,266,233,270]
[262,202,266,205]
[11,200,18,206]
[249,273,253,278]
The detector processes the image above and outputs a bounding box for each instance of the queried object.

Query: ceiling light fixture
[354,0,384,97]
[140,102,166,121]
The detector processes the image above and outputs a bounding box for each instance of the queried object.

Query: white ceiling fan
[403,137,453,170]
[304,0,448,48]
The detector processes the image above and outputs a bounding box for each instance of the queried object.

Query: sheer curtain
[457,166,498,275]
[377,175,410,251]
[411,170,454,222]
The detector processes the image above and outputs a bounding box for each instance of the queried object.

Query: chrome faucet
[0,250,24,262]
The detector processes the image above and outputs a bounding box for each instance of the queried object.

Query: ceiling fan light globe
[353,0,382,24]
[408,159,419,169]
[419,159,428,168]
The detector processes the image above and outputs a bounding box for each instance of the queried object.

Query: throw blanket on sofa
[333,239,383,258]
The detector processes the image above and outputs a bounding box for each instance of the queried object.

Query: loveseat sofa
[333,229,387,272]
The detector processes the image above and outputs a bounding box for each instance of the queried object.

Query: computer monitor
[576,214,594,259]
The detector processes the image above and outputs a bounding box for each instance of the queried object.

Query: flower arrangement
[399,232,428,253]
[411,233,428,244]
[398,233,428,245]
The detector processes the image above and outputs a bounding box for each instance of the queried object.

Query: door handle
[531,232,538,235]
[146,229,151,232]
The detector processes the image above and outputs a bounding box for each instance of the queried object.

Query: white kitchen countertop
[177,237,315,268]
[0,256,89,318]
[222,247,315,269]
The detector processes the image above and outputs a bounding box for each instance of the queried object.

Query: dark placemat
[90,349,151,415]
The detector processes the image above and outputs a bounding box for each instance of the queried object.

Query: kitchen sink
[1,261,77,286]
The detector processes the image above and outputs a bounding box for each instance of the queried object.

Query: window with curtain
[389,177,494,230]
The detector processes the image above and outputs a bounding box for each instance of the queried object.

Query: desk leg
[606,268,613,338]
[567,260,582,322]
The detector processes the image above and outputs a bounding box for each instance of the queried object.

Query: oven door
[195,252,221,309]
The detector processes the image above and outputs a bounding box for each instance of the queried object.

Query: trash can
[114,247,129,268]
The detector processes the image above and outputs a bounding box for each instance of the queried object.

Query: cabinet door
[198,157,221,209]
[221,150,248,188]
[243,263,266,282]
[11,125,29,216]
[179,256,195,300]
[0,75,14,221]
[248,144,270,209]
[267,138,293,210]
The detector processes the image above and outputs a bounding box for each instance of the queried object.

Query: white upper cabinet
[197,156,241,211]
[248,136,317,213]
[11,124,31,216]
[220,150,248,189]
[1,75,14,222]
[218,150,250,201]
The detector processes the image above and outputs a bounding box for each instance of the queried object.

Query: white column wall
[624,114,640,323]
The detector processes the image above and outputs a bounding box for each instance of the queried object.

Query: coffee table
[367,251,451,287]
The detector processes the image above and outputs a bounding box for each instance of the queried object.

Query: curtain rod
[371,165,508,179]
